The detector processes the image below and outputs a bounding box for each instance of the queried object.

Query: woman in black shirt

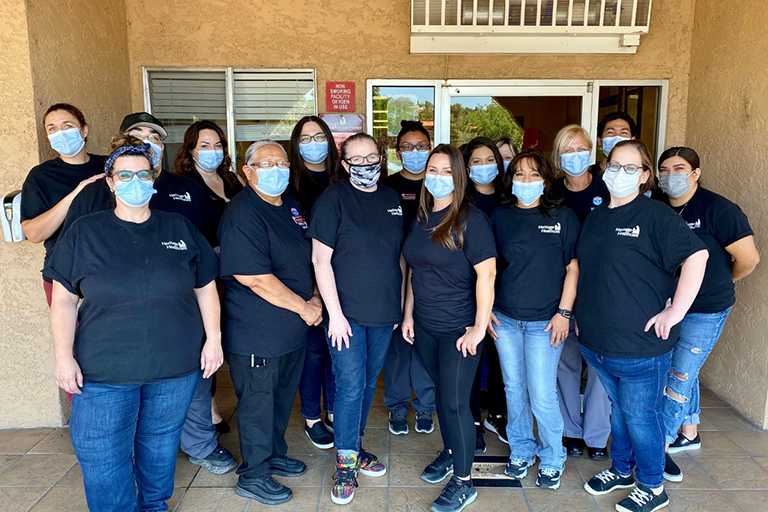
[20,103,104,306]
[402,144,496,512]
[577,140,708,512]
[656,147,759,481]
[45,135,222,512]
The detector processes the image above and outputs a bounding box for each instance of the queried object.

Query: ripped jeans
[662,307,731,444]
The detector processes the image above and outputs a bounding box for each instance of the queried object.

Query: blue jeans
[663,308,731,443]
[299,325,336,420]
[493,310,566,471]
[581,346,670,489]
[327,323,393,454]
[70,371,198,512]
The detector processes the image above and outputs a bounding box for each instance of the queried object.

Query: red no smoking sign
[325,82,355,112]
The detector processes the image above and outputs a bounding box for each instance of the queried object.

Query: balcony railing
[411,0,653,54]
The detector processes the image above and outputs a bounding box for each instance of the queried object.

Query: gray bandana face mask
[349,162,381,188]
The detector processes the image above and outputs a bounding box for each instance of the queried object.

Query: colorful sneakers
[358,447,387,477]
[331,453,358,505]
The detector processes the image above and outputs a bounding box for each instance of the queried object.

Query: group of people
[20,103,759,512]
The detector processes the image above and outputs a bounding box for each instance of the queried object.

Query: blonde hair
[552,124,592,172]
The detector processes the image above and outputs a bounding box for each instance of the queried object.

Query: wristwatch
[557,308,572,319]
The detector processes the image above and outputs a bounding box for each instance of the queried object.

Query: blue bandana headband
[104,143,154,175]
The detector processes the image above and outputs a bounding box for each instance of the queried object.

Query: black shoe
[422,449,454,484]
[668,433,701,454]
[214,418,231,434]
[389,411,409,435]
[305,421,334,450]
[323,413,334,433]
[483,415,508,445]
[584,467,636,496]
[588,446,609,461]
[474,425,486,454]
[504,458,529,480]
[416,412,435,434]
[236,475,292,505]
[663,453,683,483]
[430,475,477,512]
[564,437,585,457]
[268,455,307,477]
[536,467,562,490]
[188,443,237,475]
[615,483,669,512]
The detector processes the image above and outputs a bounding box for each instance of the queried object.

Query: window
[144,67,316,170]
[598,84,661,161]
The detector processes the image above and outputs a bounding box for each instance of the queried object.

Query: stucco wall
[0,1,131,427]
[125,0,696,147]
[687,0,768,427]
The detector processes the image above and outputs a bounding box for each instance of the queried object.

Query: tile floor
[1,369,767,512]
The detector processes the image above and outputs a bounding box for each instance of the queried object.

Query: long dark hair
[418,144,470,251]
[462,137,505,203]
[289,115,339,190]
[335,132,378,183]
[501,150,562,217]
[174,120,238,189]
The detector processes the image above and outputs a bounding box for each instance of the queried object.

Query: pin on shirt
[291,207,308,229]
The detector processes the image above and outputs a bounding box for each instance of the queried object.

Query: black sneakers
[615,483,669,512]
[584,467,636,495]
[474,423,486,454]
[416,412,435,434]
[422,449,454,484]
[188,443,237,475]
[483,415,508,444]
[504,458,529,480]
[536,467,562,490]
[588,446,609,461]
[389,412,409,435]
[305,421,334,450]
[663,453,683,483]
[268,455,307,477]
[324,413,334,433]
[564,437,585,457]
[430,475,477,512]
[236,475,292,505]
[668,433,701,454]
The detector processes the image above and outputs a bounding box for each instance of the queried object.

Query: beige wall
[125,0,696,147]
[687,0,768,427]
[0,1,131,427]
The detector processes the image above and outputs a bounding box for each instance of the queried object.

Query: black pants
[470,334,507,425]
[227,347,306,481]
[414,323,482,478]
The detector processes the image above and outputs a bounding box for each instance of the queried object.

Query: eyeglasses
[399,142,431,152]
[113,170,153,182]
[299,133,327,144]
[606,163,642,175]
[345,154,381,165]
[128,132,162,145]
[248,160,290,169]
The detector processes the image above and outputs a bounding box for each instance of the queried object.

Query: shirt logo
[593,196,603,206]
[401,193,417,201]
[388,206,403,216]
[169,192,192,202]
[616,225,641,238]
[687,219,701,230]
[162,239,188,251]
[538,222,561,234]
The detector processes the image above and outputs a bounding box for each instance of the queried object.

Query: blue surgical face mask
[48,128,85,158]
[114,176,157,208]
[425,173,454,200]
[601,136,630,158]
[502,160,511,173]
[253,166,290,197]
[401,150,429,174]
[561,151,591,177]
[145,139,163,168]
[299,140,329,165]
[512,180,545,206]
[195,149,224,173]
[469,163,499,185]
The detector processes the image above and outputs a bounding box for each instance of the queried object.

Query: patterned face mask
[349,162,381,189]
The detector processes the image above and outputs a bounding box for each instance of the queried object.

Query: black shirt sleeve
[713,201,754,247]
[220,219,272,277]
[306,190,341,249]
[42,223,79,296]
[653,207,708,274]
[187,220,219,288]
[19,171,46,222]
[463,208,498,265]
[562,208,581,263]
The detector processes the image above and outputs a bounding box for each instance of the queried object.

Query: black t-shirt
[186,170,244,216]
[403,204,497,332]
[665,187,753,313]
[20,155,105,272]
[576,195,707,358]
[556,173,610,224]
[219,187,314,357]
[589,162,604,177]
[307,180,404,326]
[491,205,580,321]
[472,191,499,217]
[62,170,220,246]
[43,210,218,385]
[382,172,424,230]
[290,170,331,224]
